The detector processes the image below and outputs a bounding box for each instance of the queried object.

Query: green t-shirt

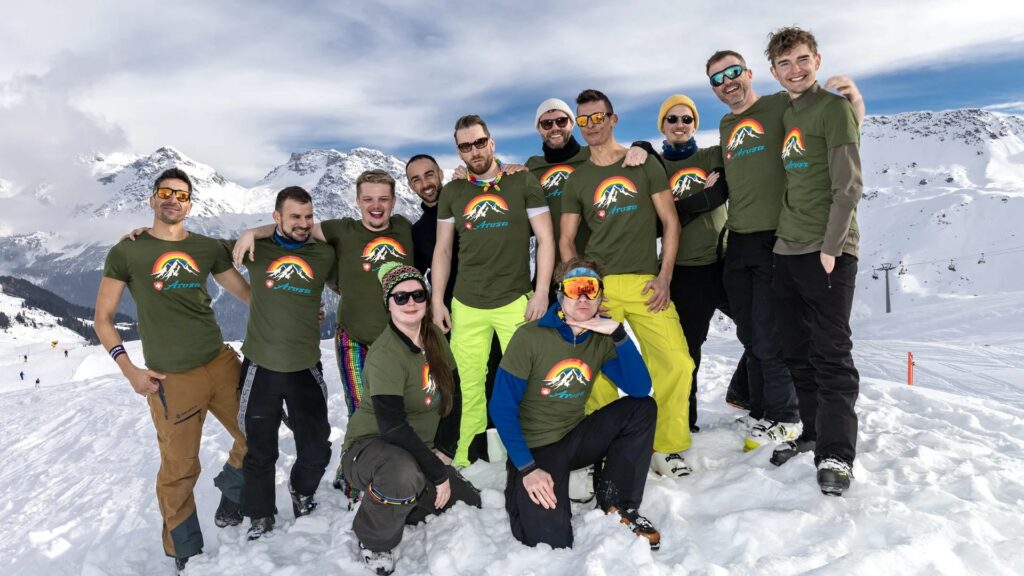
[436,171,547,309]
[526,147,592,263]
[343,323,456,451]
[778,89,861,249]
[665,146,728,266]
[240,237,336,372]
[320,216,414,345]
[719,91,790,233]
[561,155,668,276]
[103,232,232,373]
[499,320,617,448]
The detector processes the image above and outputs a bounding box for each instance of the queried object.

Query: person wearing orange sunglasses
[560,89,696,479]
[490,257,659,550]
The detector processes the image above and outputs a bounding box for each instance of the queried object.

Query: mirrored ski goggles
[456,137,489,153]
[575,111,610,128]
[559,276,602,300]
[538,116,571,130]
[154,187,191,202]
[390,289,427,306]
[709,64,745,87]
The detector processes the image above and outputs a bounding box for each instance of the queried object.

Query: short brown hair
[275,186,312,213]
[356,169,395,196]
[453,115,490,139]
[576,89,613,115]
[706,50,747,74]
[765,27,818,63]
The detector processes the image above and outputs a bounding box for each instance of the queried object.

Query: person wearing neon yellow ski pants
[451,294,528,467]
[585,274,695,453]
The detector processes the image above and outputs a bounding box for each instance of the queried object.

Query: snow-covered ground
[2,287,1023,575]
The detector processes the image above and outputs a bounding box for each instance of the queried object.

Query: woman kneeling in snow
[490,257,660,550]
[342,262,481,575]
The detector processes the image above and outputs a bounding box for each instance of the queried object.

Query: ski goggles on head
[390,289,427,306]
[709,64,746,87]
[559,276,602,300]
[154,187,191,202]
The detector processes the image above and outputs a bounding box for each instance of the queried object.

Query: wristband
[109,344,127,362]
[611,323,628,344]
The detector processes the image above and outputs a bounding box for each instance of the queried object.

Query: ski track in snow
[2,295,1024,575]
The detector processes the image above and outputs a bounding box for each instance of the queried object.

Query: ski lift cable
[876,246,1024,270]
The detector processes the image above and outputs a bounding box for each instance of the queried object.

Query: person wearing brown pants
[96,168,252,573]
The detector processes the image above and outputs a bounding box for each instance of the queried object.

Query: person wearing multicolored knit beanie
[343,261,481,575]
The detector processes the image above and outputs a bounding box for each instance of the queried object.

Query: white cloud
[1,0,1023,185]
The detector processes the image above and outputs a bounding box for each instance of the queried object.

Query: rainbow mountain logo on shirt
[592,176,638,220]
[669,167,708,199]
[462,193,509,230]
[540,165,575,198]
[422,363,438,407]
[264,255,314,295]
[361,237,407,272]
[781,127,809,169]
[724,118,766,161]
[540,358,592,399]
[150,251,202,292]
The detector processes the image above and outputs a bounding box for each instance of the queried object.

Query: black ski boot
[214,494,242,527]
[770,438,816,467]
[174,556,189,574]
[816,457,853,496]
[246,516,275,540]
[289,483,318,518]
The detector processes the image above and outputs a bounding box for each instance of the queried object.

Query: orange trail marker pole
[907,352,914,386]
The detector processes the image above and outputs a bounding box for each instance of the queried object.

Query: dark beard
[467,156,495,176]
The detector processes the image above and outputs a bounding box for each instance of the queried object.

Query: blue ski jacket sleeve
[602,333,652,397]
[489,367,537,473]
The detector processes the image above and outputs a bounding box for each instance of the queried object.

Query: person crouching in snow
[490,257,660,550]
[341,262,481,575]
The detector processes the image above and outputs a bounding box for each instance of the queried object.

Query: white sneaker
[744,420,803,452]
[568,465,595,503]
[360,542,395,576]
[650,452,691,477]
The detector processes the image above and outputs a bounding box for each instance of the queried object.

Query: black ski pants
[505,396,656,549]
[343,438,481,552]
[722,231,799,422]
[671,260,749,427]
[774,252,860,466]
[238,359,332,519]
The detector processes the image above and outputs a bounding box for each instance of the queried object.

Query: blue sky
[2,0,1023,184]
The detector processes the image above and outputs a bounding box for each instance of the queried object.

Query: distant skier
[64,349,69,358]
[19,371,24,381]
[35,378,40,388]
[23,354,27,362]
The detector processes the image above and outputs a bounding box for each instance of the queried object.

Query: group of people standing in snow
[94,27,865,575]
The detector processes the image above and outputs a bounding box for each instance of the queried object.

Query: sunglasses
[575,112,610,128]
[538,116,571,130]
[391,289,427,306]
[709,64,746,87]
[664,114,694,126]
[456,137,490,154]
[154,187,191,202]
[559,276,602,300]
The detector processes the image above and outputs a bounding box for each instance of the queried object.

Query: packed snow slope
[1,289,1022,575]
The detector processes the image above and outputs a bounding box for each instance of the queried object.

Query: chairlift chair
[872,270,879,280]
[978,253,986,264]
[948,259,956,271]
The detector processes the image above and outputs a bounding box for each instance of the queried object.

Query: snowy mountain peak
[863,108,1024,148]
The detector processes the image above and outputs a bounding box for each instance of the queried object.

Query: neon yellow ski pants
[450,294,527,467]
[585,274,695,453]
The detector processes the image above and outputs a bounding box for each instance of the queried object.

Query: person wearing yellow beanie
[655,94,746,457]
